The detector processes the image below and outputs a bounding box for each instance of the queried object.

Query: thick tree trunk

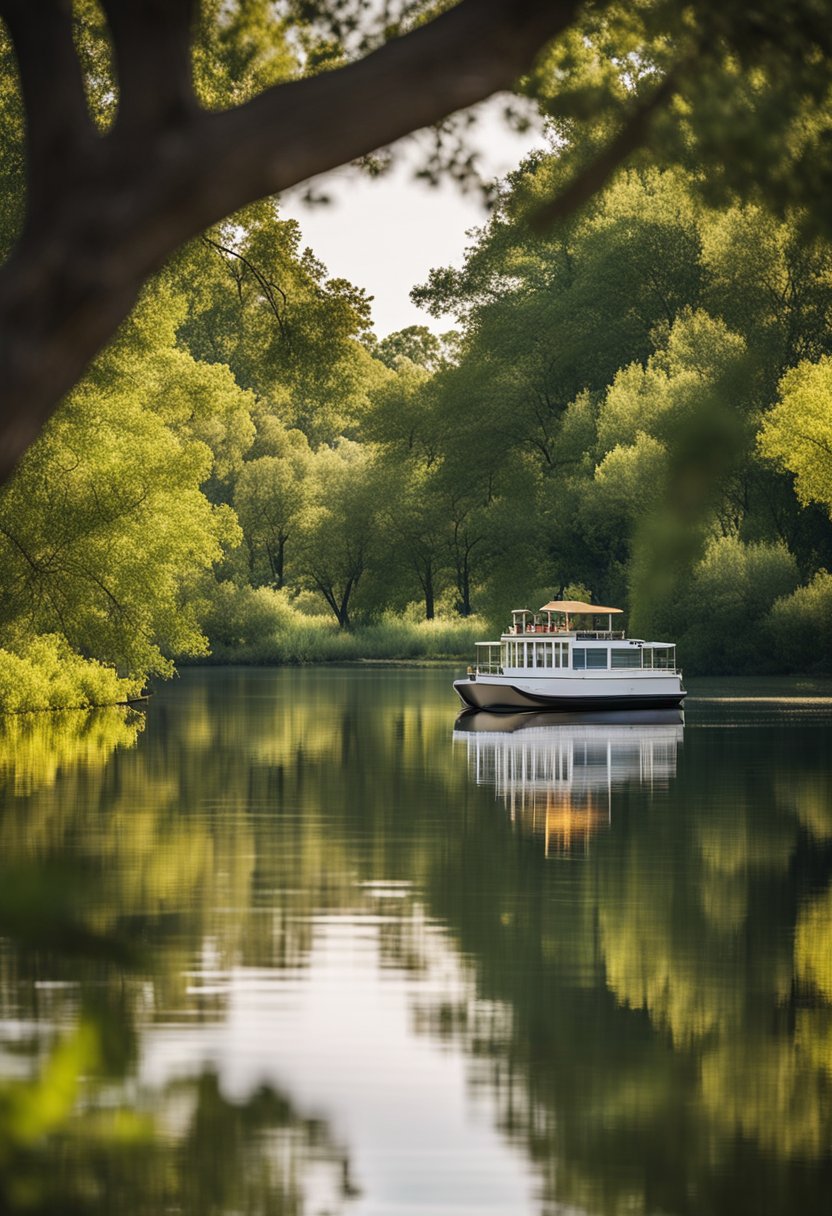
[0,0,580,484]
[275,535,286,589]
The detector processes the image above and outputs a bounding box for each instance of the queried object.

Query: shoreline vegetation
[5,597,832,715]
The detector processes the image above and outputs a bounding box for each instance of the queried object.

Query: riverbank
[195,612,484,666]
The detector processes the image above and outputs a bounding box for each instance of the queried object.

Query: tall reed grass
[200,583,482,664]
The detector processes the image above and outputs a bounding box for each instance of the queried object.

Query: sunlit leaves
[0,283,242,682]
[759,357,832,514]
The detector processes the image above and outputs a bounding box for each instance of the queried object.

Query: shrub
[0,635,141,714]
[674,537,799,674]
[765,571,832,673]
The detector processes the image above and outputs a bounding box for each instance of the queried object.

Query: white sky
[281,99,547,337]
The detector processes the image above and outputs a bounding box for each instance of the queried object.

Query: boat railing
[506,625,568,635]
[505,626,625,639]
[476,661,503,675]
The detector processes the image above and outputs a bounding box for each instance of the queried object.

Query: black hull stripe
[453,680,686,712]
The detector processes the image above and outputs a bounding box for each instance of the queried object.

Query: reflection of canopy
[539,600,623,615]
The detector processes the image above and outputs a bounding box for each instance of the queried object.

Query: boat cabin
[473,599,677,675]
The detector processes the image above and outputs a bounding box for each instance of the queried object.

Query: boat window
[572,646,609,668]
[611,648,641,668]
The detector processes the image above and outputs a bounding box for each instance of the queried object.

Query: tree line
[3,4,832,704]
[4,150,832,704]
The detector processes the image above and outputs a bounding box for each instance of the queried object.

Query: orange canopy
[539,600,623,615]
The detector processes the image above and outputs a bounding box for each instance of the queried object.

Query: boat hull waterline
[453,676,686,713]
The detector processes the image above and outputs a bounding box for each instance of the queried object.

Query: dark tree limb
[100,0,198,134]
[0,0,95,219]
[0,0,582,485]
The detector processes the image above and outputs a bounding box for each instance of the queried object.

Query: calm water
[1,666,832,1215]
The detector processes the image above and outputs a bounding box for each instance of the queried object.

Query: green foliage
[193,0,298,109]
[294,440,382,628]
[405,158,832,664]
[372,325,448,371]
[0,283,241,684]
[0,636,141,714]
[523,0,832,238]
[180,201,378,446]
[759,357,832,512]
[199,580,482,662]
[668,536,799,674]
[233,432,313,587]
[765,571,832,674]
[5,41,832,687]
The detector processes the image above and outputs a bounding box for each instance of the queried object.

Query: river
[0,666,831,1214]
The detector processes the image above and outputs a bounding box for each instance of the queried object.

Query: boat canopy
[539,600,623,615]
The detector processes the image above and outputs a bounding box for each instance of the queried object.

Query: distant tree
[375,326,446,371]
[234,437,312,588]
[296,441,380,629]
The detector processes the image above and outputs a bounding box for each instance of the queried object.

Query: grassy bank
[201,612,483,665]
[191,582,484,664]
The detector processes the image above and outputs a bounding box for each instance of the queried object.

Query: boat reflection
[454,709,684,856]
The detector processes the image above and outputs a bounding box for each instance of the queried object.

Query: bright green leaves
[294,440,382,629]
[0,637,142,713]
[181,201,376,445]
[0,281,244,685]
[759,357,832,513]
[193,0,298,110]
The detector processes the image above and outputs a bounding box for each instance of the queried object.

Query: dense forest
[2,7,832,709]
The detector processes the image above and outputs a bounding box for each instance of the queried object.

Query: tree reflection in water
[0,703,356,1215]
[0,670,830,1215]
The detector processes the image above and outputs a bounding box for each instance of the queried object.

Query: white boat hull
[453,670,686,712]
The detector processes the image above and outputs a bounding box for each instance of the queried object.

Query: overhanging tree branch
[0,0,582,485]
[100,0,198,134]
[0,0,95,219]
